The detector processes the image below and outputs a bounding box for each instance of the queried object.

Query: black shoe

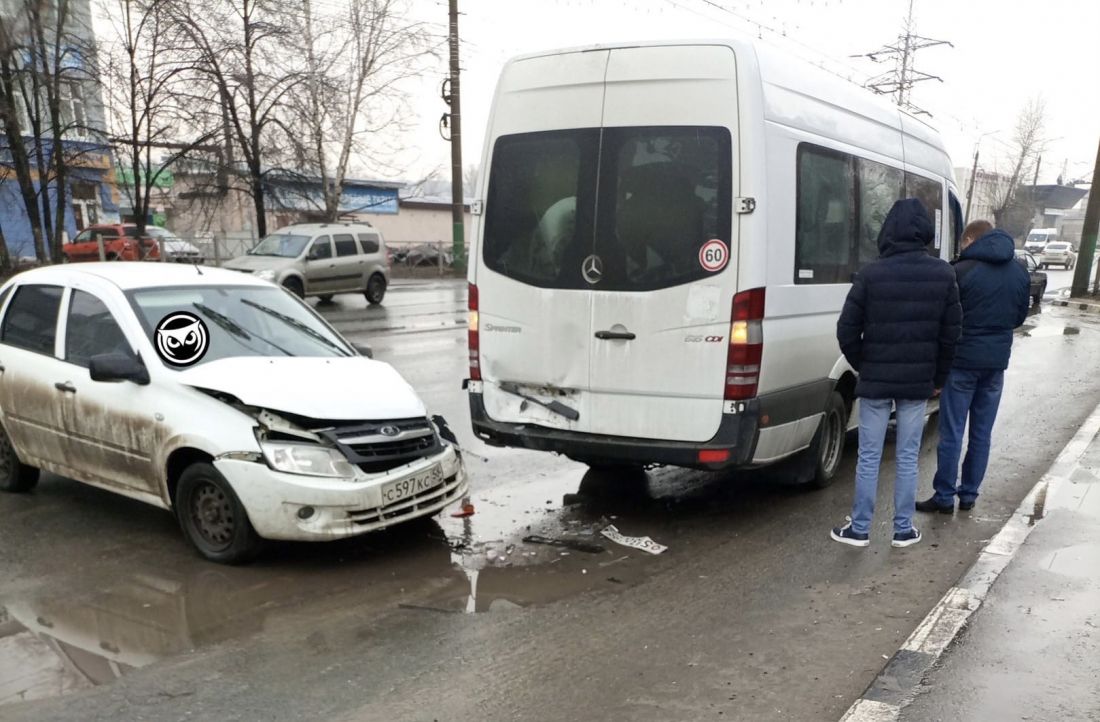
[915,497,954,514]
[958,499,976,511]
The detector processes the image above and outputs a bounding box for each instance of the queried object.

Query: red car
[63,224,161,262]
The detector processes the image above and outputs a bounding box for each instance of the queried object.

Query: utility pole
[853,0,951,116]
[1073,136,1100,296]
[964,146,980,224]
[444,0,465,270]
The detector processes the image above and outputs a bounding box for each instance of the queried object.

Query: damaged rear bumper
[468,392,759,470]
[214,445,467,541]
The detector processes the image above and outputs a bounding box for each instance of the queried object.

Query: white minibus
[465,38,962,487]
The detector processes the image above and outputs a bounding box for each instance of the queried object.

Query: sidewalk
[843,403,1100,722]
[899,434,1100,720]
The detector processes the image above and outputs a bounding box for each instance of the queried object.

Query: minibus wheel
[804,391,847,489]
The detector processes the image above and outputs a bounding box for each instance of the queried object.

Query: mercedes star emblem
[582,254,603,285]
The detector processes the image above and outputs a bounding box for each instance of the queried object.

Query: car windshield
[248,234,310,257]
[128,285,353,368]
[1046,243,1068,250]
[1027,233,1048,242]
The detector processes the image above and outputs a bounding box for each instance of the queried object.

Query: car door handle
[54,381,76,393]
[595,330,636,341]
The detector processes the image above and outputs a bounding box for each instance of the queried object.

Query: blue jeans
[932,368,1004,506]
[851,397,928,535]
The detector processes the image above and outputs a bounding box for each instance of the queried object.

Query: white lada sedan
[0,263,466,563]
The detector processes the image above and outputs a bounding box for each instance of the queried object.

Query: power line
[851,0,951,117]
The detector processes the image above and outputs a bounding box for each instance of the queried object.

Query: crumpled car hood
[177,356,426,421]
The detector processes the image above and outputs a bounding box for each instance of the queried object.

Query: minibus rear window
[483,126,732,291]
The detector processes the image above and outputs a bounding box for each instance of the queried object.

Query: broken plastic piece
[600,525,667,555]
[451,498,476,517]
[522,535,605,554]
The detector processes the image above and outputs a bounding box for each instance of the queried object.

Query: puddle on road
[0,465,695,705]
[0,457,799,706]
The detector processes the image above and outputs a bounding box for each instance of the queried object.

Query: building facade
[0,0,121,259]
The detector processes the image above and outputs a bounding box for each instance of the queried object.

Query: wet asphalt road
[1,276,1098,721]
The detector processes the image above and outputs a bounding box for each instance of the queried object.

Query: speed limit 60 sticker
[699,239,729,273]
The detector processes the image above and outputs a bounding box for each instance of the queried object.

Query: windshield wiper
[191,302,295,357]
[240,298,352,356]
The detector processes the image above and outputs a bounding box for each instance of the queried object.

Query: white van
[465,39,962,486]
[1023,227,1057,254]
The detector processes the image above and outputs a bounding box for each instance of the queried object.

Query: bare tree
[0,20,48,263]
[100,0,220,235]
[283,0,431,221]
[169,0,302,238]
[1,0,97,261]
[990,97,1047,232]
[462,163,477,197]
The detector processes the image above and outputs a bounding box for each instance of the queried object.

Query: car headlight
[261,442,357,478]
[255,269,277,281]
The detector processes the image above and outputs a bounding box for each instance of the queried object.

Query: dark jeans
[932,368,1005,506]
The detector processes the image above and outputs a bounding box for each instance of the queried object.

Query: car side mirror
[89,352,150,385]
[352,342,373,359]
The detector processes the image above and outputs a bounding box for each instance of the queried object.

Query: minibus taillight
[468,283,481,381]
[725,287,765,401]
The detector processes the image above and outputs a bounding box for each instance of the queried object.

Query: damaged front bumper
[214,444,467,541]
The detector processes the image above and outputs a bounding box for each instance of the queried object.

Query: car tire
[317,294,335,304]
[175,462,262,564]
[802,391,848,489]
[282,277,305,299]
[0,424,39,493]
[1034,282,1045,306]
[365,273,386,305]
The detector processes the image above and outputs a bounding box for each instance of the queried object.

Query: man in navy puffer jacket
[832,198,962,549]
[917,220,1030,514]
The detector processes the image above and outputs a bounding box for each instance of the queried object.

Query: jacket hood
[877,198,934,257]
[959,229,1016,264]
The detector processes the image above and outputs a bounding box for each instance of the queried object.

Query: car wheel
[175,462,262,564]
[365,273,387,305]
[282,277,305,299]
[0,424,39,493]
[803,391,847,489]
[317,294,335,304]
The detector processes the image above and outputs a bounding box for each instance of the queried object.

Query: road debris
[522,535,605,554]
[451,498,476,518]
[600,525,668,555]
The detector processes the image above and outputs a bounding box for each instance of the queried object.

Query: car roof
[271,222,377,234]
[5,262,270,291]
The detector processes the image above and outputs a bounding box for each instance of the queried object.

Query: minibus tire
[803,391,847,489]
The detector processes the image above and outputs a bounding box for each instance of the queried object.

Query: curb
[1053,295,1100,315]
[839,400,1100,722]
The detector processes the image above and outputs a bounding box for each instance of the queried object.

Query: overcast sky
[396,0,1099,190]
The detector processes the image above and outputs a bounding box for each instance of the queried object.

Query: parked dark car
[1015,250,1048,306]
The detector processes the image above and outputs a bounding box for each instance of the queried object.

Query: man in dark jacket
[917,220,1030,513]
[832,198,962,548]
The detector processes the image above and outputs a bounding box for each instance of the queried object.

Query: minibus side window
[904,172,944,256]
[948,192,963,259]
[857,159,904,268]
[795,146,856,284]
